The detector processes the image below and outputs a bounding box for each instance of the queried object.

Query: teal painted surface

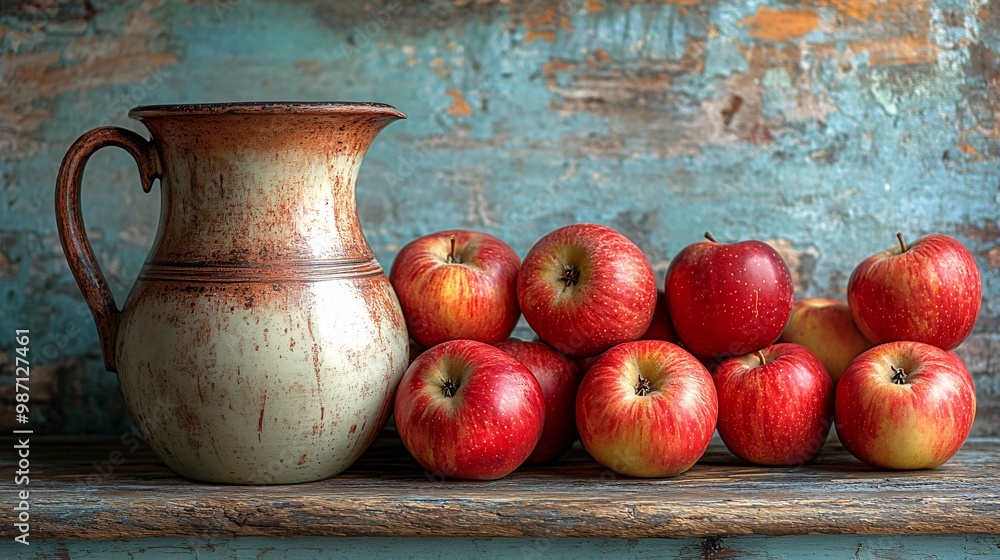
[3,535,1000,559]
[1,0,998,434]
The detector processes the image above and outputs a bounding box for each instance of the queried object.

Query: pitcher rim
[128,102,406,120]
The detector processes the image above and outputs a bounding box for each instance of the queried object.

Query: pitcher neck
[132,106,403,266]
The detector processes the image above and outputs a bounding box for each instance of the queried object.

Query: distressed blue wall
[1,0,998,435]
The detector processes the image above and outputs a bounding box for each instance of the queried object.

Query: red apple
[780,298,873,383]
[847,233,982,350]
[714,343,833,466]
[394,339,545,480]
[495,339,583,464]
[665,233,794,359]
[640,290,679,343]
[575,340,718,477]
[390,230,520,347]
[835,341,976,470]
[517,223,657,357]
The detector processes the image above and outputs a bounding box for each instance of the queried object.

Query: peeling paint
[520,4,572,44]
[445,89,473,116]
[958,142,981,156]
[740,7,820,42]
[0,251,17,277]
[0,0,178,161]
[962,220,1000,243]
[850,36,938,66]
[817,0,908,23]
[1,0,997,437]
[986,247,1000,269]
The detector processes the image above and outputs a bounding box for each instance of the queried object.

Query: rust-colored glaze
[55,102,409,484]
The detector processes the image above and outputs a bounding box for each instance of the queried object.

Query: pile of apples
[388,224,981,480]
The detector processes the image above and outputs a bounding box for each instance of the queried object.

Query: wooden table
[3,434,999,558]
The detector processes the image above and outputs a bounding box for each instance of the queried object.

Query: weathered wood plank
[2,435,998,540]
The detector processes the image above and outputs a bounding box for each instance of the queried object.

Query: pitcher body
[56,103,409,483]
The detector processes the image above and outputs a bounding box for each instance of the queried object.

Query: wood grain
[5,434,998,540]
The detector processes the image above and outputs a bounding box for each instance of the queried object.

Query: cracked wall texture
[1,0,998,434]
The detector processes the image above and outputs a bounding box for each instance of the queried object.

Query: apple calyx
[441,378,461,397]
[890,365,908,385]
[635,376,652,396]
[446,235,462,264]
[704,232,719,243]
[560,264,580,291]
[896,232,907,253]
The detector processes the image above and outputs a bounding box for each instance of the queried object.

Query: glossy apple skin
[495,340,583,464]
[780,298,873,383]
[390,230,521,348]
[576,340,718,477]
[847,234,982,350]
[394,340,545,480]
[518,223,657,357]
[665,237,794,359]
[640,290,679,343]
[835,341,976,470]
[714,343,833,466]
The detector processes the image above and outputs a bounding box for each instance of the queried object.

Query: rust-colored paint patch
[850,36,937,66]
[445,89,473,116]
[0,251,17,277]
[986,247,1000,269]
[817,0,903,23]
[585,0,603,13]
[542,55,681,116]
[561,14,574,32]
[957,142,980,155]
[961,220,1000,243]
[527,29,556,44]
[542,59,575,77]
[523,5,558,43]
[592,48,612,63]
[740,7,820,42]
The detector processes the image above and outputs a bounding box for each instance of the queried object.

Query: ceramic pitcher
[55,102,409,484]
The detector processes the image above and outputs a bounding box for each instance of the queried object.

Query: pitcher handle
[55,127,161,373]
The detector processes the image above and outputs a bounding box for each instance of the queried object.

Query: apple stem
[897,232,907,253]
[635,376,652,396]
[891,365,908,385]
[441,378,461,397]
[560,264,580,291]
[755,350,766,366]
[704,232,718,243]
[446,235,458,264]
